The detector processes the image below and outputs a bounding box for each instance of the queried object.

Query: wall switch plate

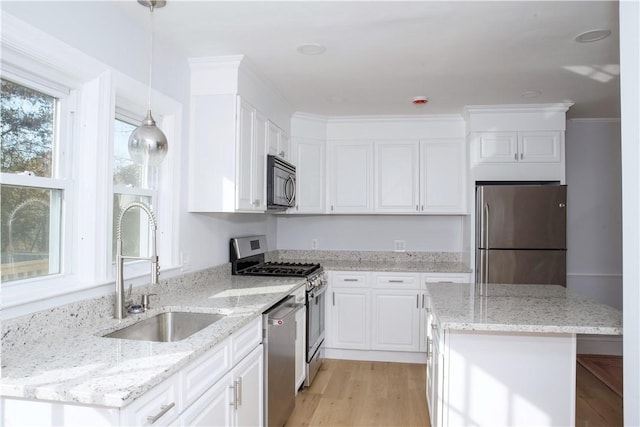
[311,239,318,249]
[394,240,406,252]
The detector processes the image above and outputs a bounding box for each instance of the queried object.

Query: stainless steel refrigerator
[476,184,567,286]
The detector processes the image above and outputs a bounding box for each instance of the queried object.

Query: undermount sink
[104,311,224,342]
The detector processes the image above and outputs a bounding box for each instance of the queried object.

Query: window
[112,114,157,262]
[1,77,70,283]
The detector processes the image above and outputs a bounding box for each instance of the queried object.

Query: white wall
[1,3,276,316]
[620,0,640,423]
[565,119,622,310]
[276,215,463,252]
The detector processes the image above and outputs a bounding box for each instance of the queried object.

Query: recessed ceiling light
[521,90,541,99]
[575,29,611,43]
[296,43,326,55]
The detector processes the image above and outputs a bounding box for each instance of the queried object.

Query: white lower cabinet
[1,318,264,427]
[372,290,421,352]
[330,288,371,349]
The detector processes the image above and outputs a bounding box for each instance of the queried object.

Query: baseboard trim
[324,347,427,364]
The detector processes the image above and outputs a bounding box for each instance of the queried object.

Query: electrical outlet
[311,239,318,249]
[394,240,406,252]
[180,251,192,272]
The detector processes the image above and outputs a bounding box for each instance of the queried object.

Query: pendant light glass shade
[129,0,168,167]
[128,110,168,166]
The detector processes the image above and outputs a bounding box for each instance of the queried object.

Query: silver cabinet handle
[343,278,358,282]
[514,153,518,160]
[422,294,425,309]
[236,377,242,406]
[416,205,419,211]
[520,152,524,160]
[332,291,335,306]
[389,279,404,283]
[230,383,238,410]
[147,403,175,425]
[416,294,419,309]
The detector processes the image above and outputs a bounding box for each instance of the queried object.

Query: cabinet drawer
[373,272,420,289]
[422,273,471,286]
[180,337,231,410]
[121,375,179,426]
[231,317,262,366]
[331,271,370,287]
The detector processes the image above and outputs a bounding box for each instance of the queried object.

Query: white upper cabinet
[293,138,325,214]
[475,131,561,164]
[465,103,571,183]
[235,100,266,212]
[327,141,374,213]
[188,56,292,212]
[267,121,290,160]
[375,141,420,213]
[420,139,467,214]
[518,131,561,162]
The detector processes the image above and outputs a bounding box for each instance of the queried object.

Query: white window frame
[111,109,160,277]
[1,14,182,318]
[1,63,76,297]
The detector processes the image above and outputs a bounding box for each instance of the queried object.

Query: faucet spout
[115,201,160,320]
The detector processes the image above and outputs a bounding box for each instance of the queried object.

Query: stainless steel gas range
[230,236,327,390]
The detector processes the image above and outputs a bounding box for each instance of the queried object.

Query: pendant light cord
[147,5,155,112]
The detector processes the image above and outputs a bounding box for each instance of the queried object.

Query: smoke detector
[412,96,428,106]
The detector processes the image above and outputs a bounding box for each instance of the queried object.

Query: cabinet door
[294,138,325,214]
[374,141,420,213]
[252,112,267,210]
[279,132,290,160]
[236,98,256,211]
[475,132,518,163]
[518,131,561,163]
[180,373,233,427]
[328,141,374,213]
[329,289,370,349]
[372,290,421,351]
[420,140,467,214]
[232,345,264,427]
[267,121,279,157]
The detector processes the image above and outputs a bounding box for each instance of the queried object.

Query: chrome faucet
[114,201,160,320]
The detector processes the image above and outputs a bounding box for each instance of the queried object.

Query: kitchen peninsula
[424,282,622,427]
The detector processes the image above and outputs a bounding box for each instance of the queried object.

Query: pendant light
[128,0,168,167]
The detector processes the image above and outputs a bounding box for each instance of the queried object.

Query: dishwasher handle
[267,298,303,326]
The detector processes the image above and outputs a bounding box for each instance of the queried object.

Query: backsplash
[271,250,463,263]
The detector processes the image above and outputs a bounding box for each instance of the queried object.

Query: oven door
[306,281,327,361]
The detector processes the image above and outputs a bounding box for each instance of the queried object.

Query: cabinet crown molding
[463,103,574,116]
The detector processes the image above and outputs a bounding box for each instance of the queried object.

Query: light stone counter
[1,266,305,408]
[426,282,622,335]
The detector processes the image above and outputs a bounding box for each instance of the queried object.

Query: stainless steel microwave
[267,155,296,210]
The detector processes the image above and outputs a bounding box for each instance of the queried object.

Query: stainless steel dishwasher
[263,295,302,427]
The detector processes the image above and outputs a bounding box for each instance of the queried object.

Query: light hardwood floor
[286,358,622,427]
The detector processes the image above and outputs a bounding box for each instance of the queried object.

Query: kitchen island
[424,282,622,427]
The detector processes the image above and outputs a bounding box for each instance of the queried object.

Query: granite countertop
[0,272,306,408]
[426,282,623,335]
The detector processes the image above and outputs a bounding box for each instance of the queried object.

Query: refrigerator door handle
[483,203,490,287]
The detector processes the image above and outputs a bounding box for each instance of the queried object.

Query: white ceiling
[120,1,620,118]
